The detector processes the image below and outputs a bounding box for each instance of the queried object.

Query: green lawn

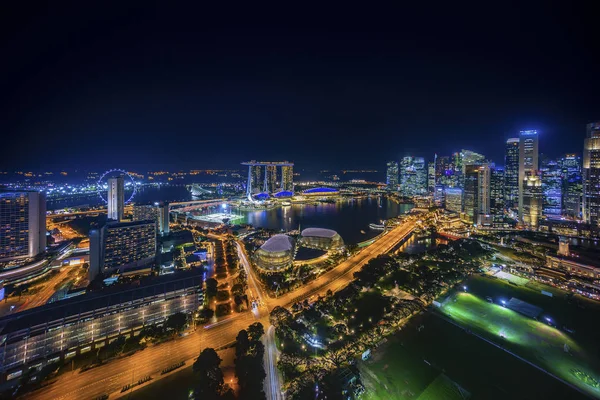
[360,310,589,400]
[417,374,469,400]
[463,274,600,356]
[440,291,600,398]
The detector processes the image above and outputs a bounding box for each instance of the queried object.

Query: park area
[440,291,600,398]
[360,274,600,399]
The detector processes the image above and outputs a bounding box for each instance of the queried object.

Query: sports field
[360,312,587,400]
[192,212,245,223]
[441,292,600,398]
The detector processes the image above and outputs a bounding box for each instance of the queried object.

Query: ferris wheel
[96,168,137,204]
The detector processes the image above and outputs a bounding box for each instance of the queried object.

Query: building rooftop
[106,219,155,229]
[260,234,294,253]
[301,227,338,239]
[274,190,293,198]
[303,187,339,194]
[0,269,204,336]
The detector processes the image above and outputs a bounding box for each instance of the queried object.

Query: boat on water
[281,201,292,206]
[369,223,386,230]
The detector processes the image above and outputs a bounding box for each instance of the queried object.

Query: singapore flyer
[96,169,137,204]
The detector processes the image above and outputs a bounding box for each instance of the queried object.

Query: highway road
[24,216,419,400]
[263,325,283,400]
[18,268,73,311]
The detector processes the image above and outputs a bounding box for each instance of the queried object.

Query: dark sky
[1,3,599,172]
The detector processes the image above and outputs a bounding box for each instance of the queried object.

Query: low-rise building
[299,228,344,251]
[545,255,600,280]
[0,270,204,383]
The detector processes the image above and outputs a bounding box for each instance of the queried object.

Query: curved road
[24,216,419,400]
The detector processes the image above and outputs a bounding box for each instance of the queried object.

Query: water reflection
[242,197,412,245]
[398,235,448,255]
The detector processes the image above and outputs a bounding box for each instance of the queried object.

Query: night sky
[1,3,599,172]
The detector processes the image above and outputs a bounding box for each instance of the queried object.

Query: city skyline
[3,5,600,399]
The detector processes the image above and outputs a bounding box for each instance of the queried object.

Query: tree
[236,270,248,291]
[193,348,225,400]
[205,278,218,298]
[231,283,245,296]
[323,347,350,369]
[269,306,292,329]
[165,312,187,334]
[235,330,250,358]
[199,308,214,321]
[247,322,265,342]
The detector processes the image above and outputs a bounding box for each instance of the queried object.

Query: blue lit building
[400,157,427,196]
[541,158,562,217]
[559,154,582,219]
[302,187,340,196]
[386,161,399,190]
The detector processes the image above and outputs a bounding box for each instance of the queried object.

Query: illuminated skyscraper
[540,158,562,217]
[464,164,491,226]
[107,176,125,221]
[455,150,485,189]
[435,156,454,187]
[522,174,543,229]
[504,138,520,208]
[490,166,505,223]
[427,159,436,194]
[518,130,539,223]
[400,156,426,196]
[265,165,278,193]
[89,220,157,280]
[242,161,294,199]
[158,202,170,235]
[444,188,463,214]
[281,165,294,192]
[0,191,46,262]
[386,161,399,190]
[583,122,600,226]
[251,165,262,194]
[559,154,582,219]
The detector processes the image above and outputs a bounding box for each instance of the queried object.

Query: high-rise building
[158,202,170,235]
[583,122,600,227]
[281,165,294,192]
[427,159,436,194]
[463,164,491,225]
[540,158,562,217]
[0,191,46,262]
[400,157,427,196]
[107,176,125,221]
[490,166,505,223]
[518,130,539,223]
[133,204,159,223]
[242,161,294,199]
[265,165,278,193]
[386,161,399,190]
[251,165,262,194]
[89,220,156,280]
[454,150,485,189]
[444,188,463,214]
[522,173,543,229]
[435,156,454,188]
[504,138,520,209]
[559,154,582,219]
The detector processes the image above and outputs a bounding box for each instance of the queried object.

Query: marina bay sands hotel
[242,161,294,199]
